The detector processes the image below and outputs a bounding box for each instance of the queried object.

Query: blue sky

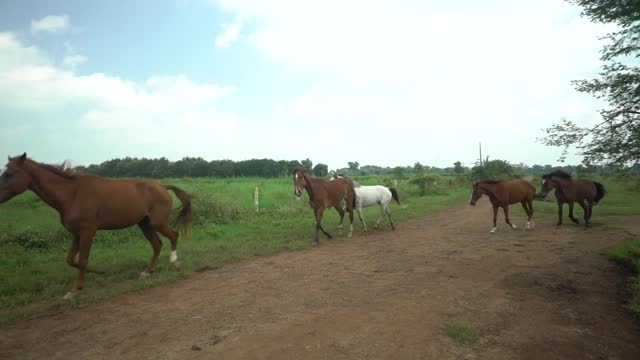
[0,0,610,170]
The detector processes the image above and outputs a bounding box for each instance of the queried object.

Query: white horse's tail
[389,187,401,205]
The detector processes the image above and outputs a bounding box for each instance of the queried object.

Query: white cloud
[215,15,244,48]
[31,15,70,34]
[213,0,611,167]
[62,54,87,69]
[0,32,237,138]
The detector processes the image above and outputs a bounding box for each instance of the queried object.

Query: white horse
[331,174,400,231]
[355,185,401,231]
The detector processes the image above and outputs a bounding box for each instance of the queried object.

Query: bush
[608,239,640,317]
[0,229,69,251]
[190,188,245,225]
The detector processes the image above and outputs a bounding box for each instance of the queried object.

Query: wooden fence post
[254,187,259,212]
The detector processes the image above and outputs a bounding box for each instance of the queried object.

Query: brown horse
[469,179,536,233]
[293,168,356,243]
[535,170,606,227]
[0,153,192,299]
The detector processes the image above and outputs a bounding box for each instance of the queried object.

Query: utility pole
[479,142,483,166]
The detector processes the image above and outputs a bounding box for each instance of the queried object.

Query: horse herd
[0,153,606,300]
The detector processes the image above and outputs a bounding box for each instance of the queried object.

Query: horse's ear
[18,153,26,163]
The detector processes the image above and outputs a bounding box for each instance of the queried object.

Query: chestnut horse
[0,153,192,299]
[535,170,606,227]
[469,179,535,233]
[293,168,356,243]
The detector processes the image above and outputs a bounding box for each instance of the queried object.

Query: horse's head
[535,175,554,199]
[469,182,482,205]
[293,168,308,198]
[0,153,31,204]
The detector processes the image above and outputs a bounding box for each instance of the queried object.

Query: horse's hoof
[347,233,353,239]
[140,271,151,279]
[489,228,496,234]
[63,291,75,301]
[511,224,518,229]
[173,261,182,269]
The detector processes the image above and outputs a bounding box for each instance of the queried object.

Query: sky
[0,0,612,170]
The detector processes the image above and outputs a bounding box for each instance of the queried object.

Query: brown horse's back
[575,179,597,201]
[73,176,173,230]
[313,177,354,208]
[500,179,535,205]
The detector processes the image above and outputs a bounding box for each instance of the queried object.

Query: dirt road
[2,199,639,359]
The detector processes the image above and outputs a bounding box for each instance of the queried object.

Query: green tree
[453,161,464,173]
[413,162,424,174]
[541,0,640,164]
[471,160,517,180]
[312,163,329,177]
[347,161,360,171]
[392,166,405,179]
[300,158,313,171]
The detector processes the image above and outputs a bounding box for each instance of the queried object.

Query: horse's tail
[593,181,606,205]
[164,185,193,241]
[389,187,401,205]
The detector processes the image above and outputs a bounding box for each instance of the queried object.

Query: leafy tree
[347,161,360,171]
[453,161,464,173]
[392,166,405,179]
[312,163,329,177]
[541,0,640,164]
[471,160,518,180]
[300,158,313,171]
[413,162,425,174]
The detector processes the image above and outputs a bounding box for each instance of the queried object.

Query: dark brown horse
[535,170,606,227]
[0,153,192,299]
[469,179,536,233]
[293,168,356,243]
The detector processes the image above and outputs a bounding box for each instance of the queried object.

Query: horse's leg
[577,199,589,227]
[157,224,180,267]
[374,205,385,229]
[315,207,331,242]
[64,229,97,300]
[345,195,355,239]
[490,205,498,233]
[138,221,163,278]
[65,234,103,273]
[503,205,517,229]
[334,205,345,235]
[357,204,368,232]
[587,199,594,225]
[556,201,563,226]
[521,201,531,230]
[65,235,79,270]
[528,199,535,228]
[568,202,579,224]
[385,203,395,230]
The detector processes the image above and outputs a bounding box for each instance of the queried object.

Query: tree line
[75,156,640,179]
[78,157,328,178]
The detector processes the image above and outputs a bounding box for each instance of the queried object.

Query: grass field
[1,173,639,324]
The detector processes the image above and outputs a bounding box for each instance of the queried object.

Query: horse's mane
[542,170,572,179]
[30,159,81,180]
[477,179,504,185]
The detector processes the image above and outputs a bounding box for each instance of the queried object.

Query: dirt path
[2,200,640,359]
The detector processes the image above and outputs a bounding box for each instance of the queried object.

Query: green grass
[608,239,640,317]
[443,321,479,345]
[0,175,468,323]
